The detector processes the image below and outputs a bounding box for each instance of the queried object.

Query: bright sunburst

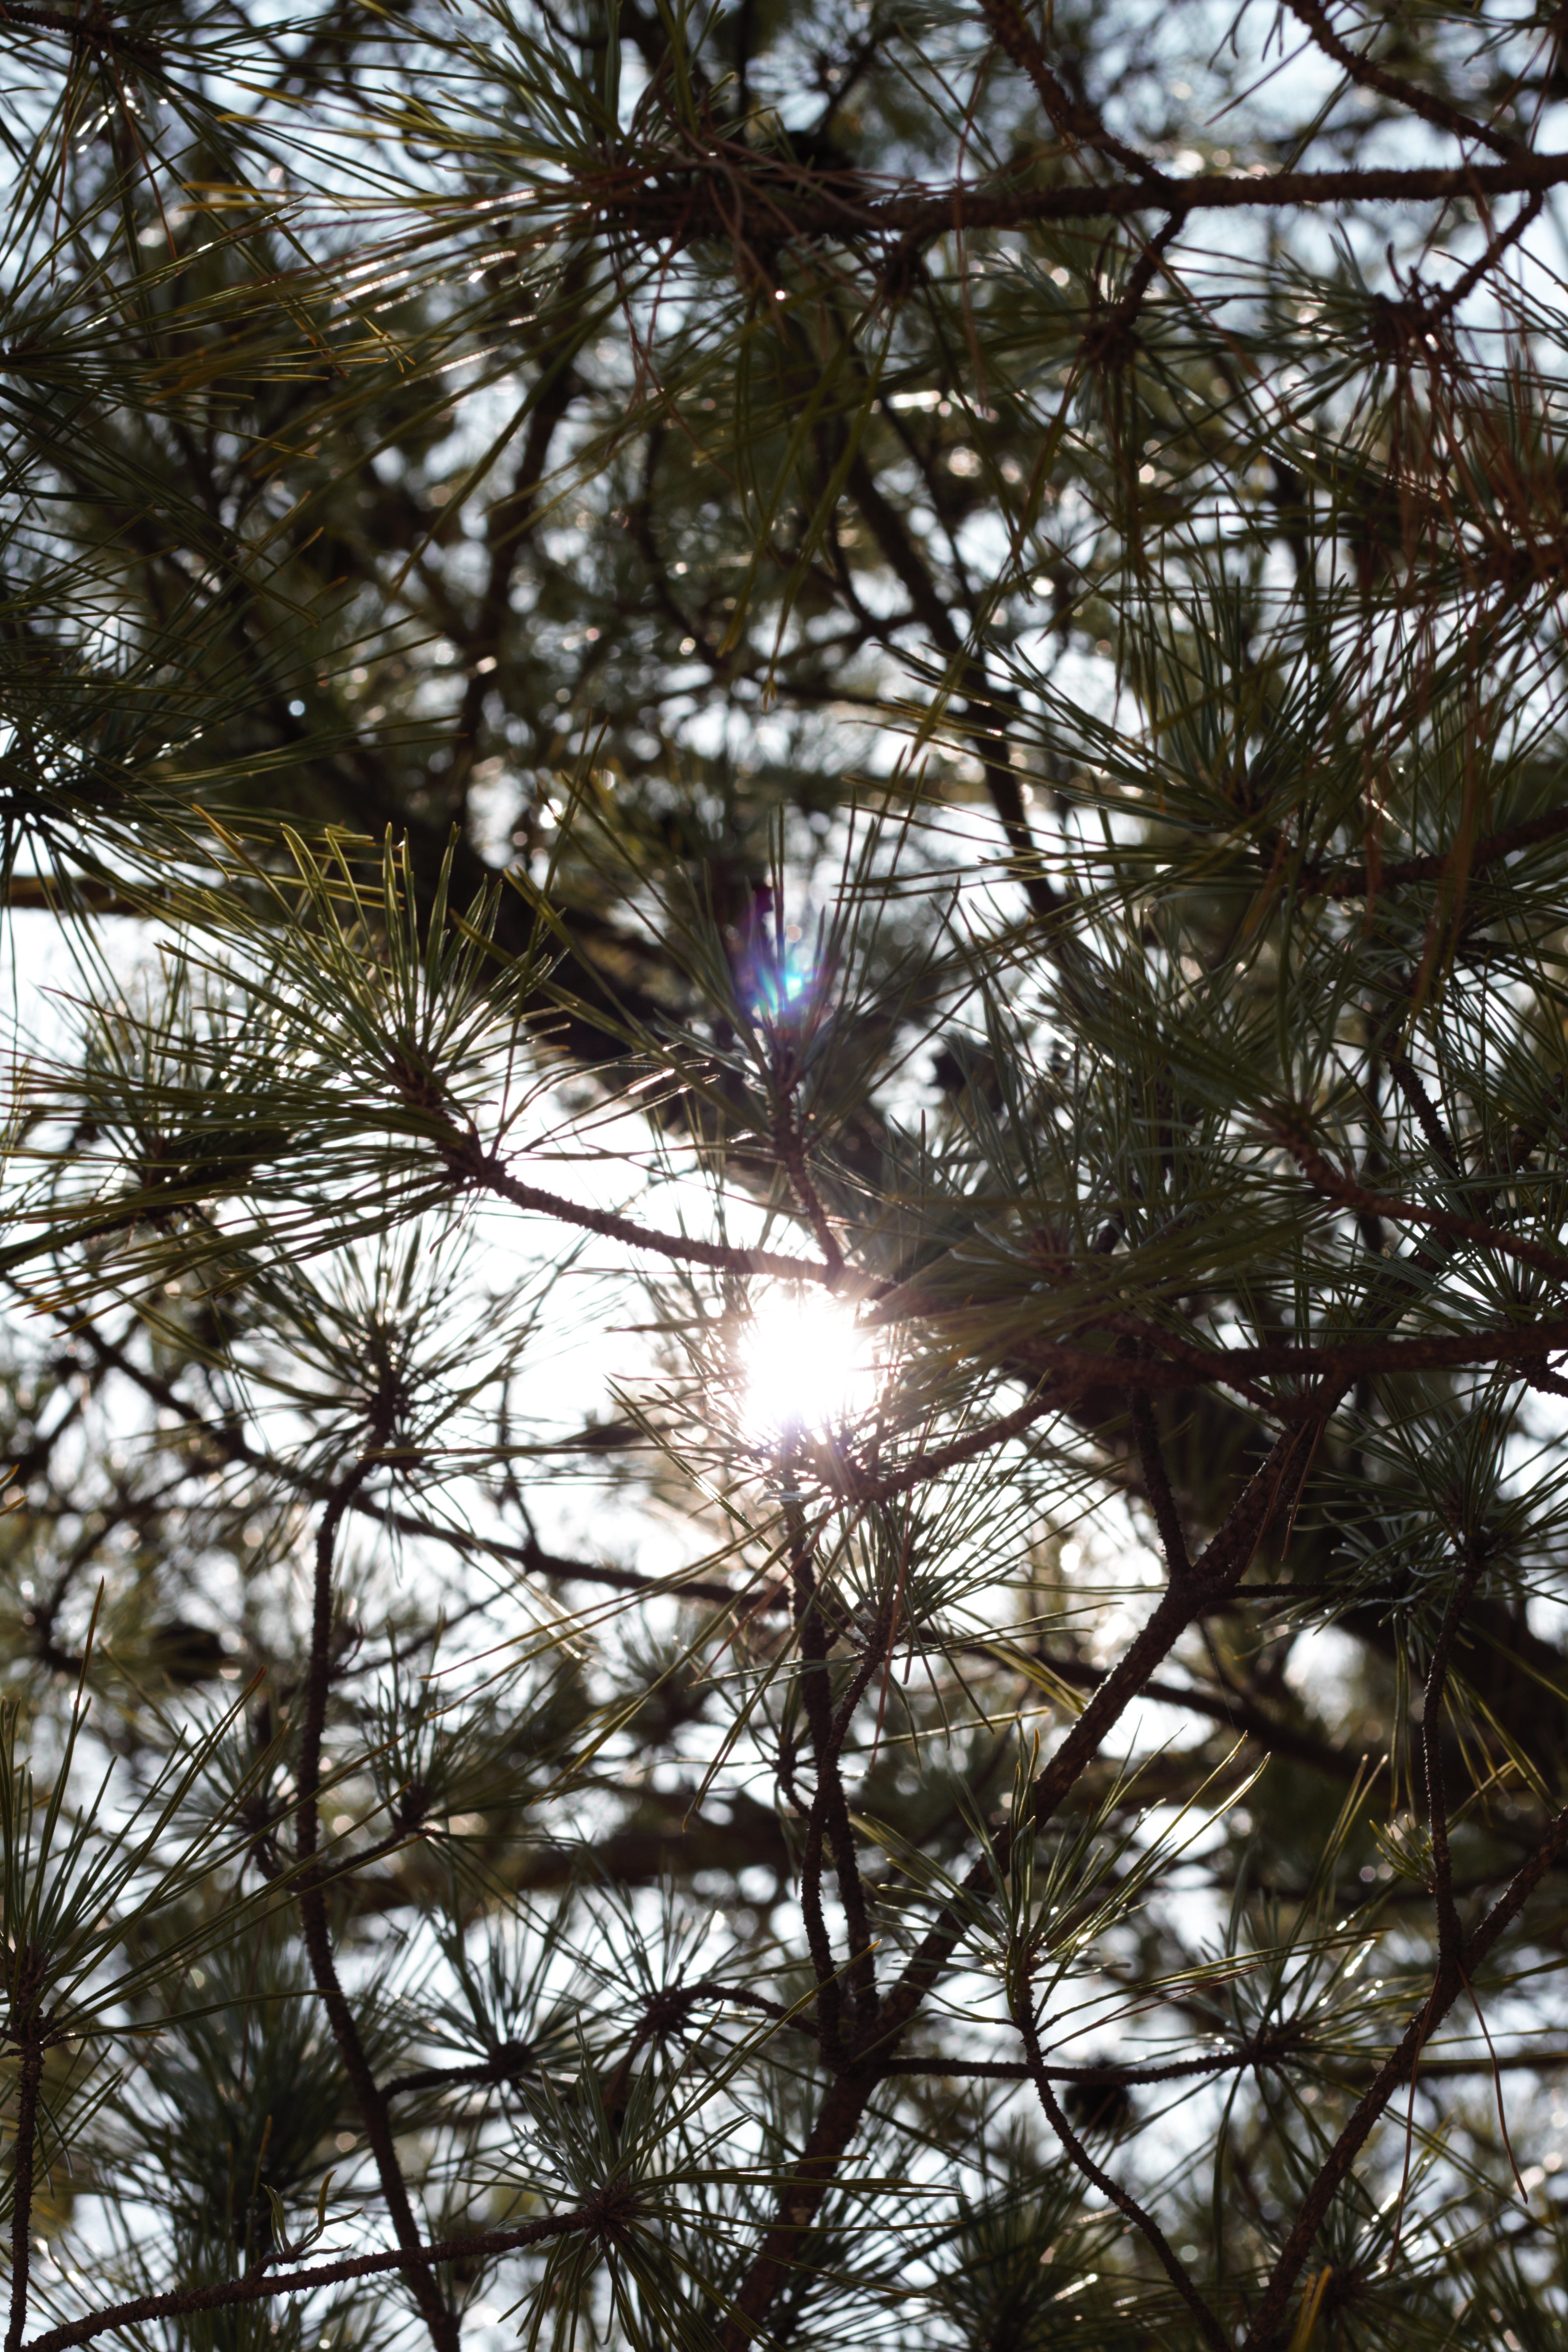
[739,1287,878,1438]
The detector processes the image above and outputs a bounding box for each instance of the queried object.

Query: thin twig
[1016,1967,1229,2352]
[294,1441,460,2352]
[977,0,1161,179]
[1423,1543,1485,1964]
[785,1487,879,2050]
[1385,1050,1463,1179]
[457,1144,856,1293]
[770,1091,844,1274]
[1280,0,1515,155]
[1306,801,1568,898]
[1128,1388,1191,1578]
[20,2204,610,2352]
[1241,1790,1568,2348]
[1427,191,1545,327]
[1275,1119,1568,1288]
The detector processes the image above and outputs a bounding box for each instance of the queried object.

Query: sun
[738,1287,879,1439]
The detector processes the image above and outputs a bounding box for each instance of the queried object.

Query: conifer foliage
[6,0,1568,2346]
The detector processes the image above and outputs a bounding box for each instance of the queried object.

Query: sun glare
[739,1288,878,1438]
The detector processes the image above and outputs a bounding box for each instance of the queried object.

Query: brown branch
[1011,1317,1568,1395]
[786,1490,879,2053]
[825,1384,1063,1503]
[1016,1972,1228,2351]
[6,2035,44,2352]
[1275,1118,1568,1288]
[1078,213,1182,370]
[1032,1411,1329,1824]
[1427,190,1545,326]
[581,145,1568,246]
[1240,1791,1568,2349]
[452,1140,853,1293]
[839,449,1061,921]
[445,255,591,808]
[770,1093,844,1275]
[1280,0,1515,155]
[883,2040,1291,2084]
[880,2040,1568,2085]
[0,879,150,916]
[294,1452,459,2352]
[1015,1650,1366,1782]
[1384,1050,1463,1180]
[1305,802,1568,897]
[875,1408,1331,2059]
[1424,1543,1486,1962]
[718,1403,1336,2350]
[0,5,162,64]
[383,2043,541,2101]
[717,2070,884,2350]
[19,2205,608,2352]
[390,1986,801,2105]
[976,0,1160,180]
[1128,1388,1192,1578]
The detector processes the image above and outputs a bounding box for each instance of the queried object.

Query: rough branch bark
[20,2207,606,2352]
[573,146,1568,247]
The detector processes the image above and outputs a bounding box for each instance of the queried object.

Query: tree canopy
[4,2,1568,2348]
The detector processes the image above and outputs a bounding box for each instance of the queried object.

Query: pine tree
[3,1,1568,2347]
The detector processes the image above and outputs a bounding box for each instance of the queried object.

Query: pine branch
[1241,1792,1568,2347]
[451,1140,852,1291]
[294,1445,459,2352]
[21,2205,613,2352]
[0,5,162,65]
[785,1489,880,2053]
[580,145,1568,245]
[1275,1117,1568,1287]
[719,1406,1334,2346]
[1127,1386,1192,1580]
[1280,0,1516,154]
[1016,1968,1229,2352]
[977,0,1163,179]
[1423,1542,1487,1964]
[5,2036,44,2352]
